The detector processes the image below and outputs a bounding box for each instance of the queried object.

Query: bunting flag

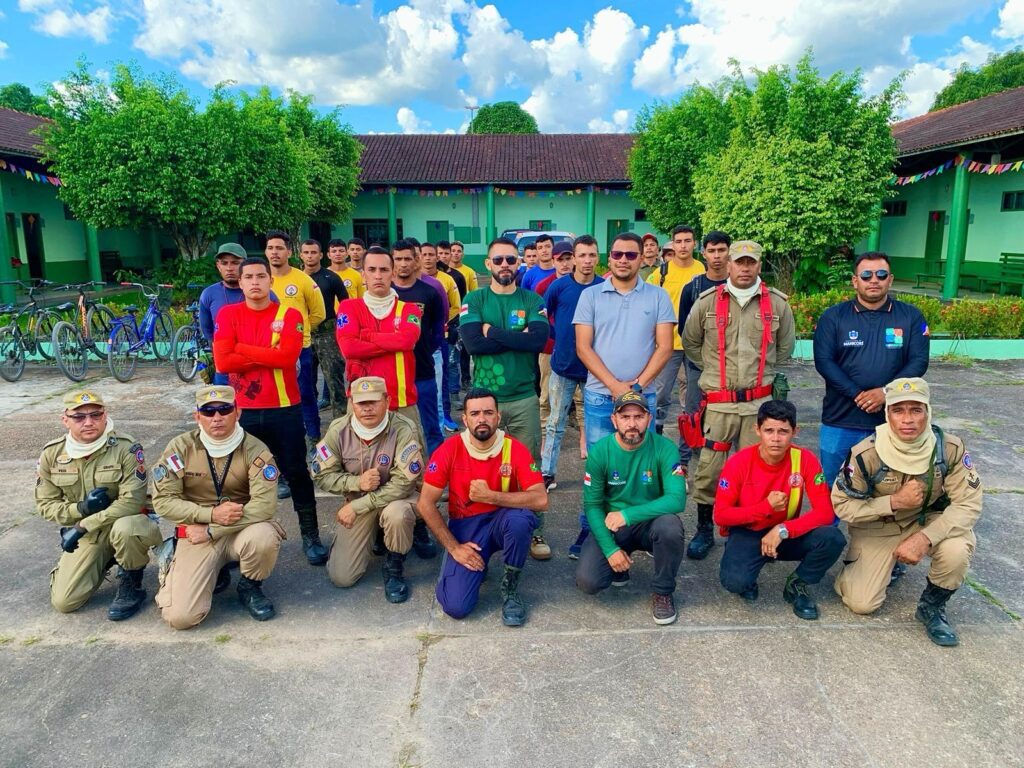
[892,154,1024,186]
[365,185,630,197]
[0,158,62,187]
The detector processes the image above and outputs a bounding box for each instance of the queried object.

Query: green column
[0,182,15,304]
[84,224,102,283]
[866,203,882,251]
[942,153,972,301]
[387,188,398,246]
[486,185,496,243]
[586,185,596,237]
[149,229,162,270]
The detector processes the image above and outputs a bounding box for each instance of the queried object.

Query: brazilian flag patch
[813,472,826,485]
[408,314,421,326]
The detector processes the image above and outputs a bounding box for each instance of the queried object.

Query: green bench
[978,252,1024,296]
[913,262,986,292]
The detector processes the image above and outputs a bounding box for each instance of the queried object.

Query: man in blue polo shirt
[814,251,929,486]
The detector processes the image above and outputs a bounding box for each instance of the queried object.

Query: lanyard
[206,451,235,504]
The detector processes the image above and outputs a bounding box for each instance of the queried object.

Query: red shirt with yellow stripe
[713,444,835,537]
[212,301,304,409]
[335,296,422,409]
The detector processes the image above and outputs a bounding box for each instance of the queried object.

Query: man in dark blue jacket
[813,251,929,486]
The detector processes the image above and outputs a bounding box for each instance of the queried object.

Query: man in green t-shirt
[576,390,687,625]
[460,237,551,559]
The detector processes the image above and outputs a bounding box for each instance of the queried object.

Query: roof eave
[897,127,1024,158]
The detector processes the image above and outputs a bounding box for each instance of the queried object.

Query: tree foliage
[931,49,1024,111]
[468,101,539,134]
[0,83,54,117]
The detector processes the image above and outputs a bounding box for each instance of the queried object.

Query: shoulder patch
[128,442,143,454]
[719,477,729,490]
[153,465,168,482]
[135,468,147,483]
[813,472,826,486]
[427,461,438,473]
[166,453,185,473]
[262,465,279,481]
[583,471,592,486]
[409,460,422,475]
[962,452,973,470]
[399,443,419,463]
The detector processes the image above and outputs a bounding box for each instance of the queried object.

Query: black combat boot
[296,507,328,566]
[277,476,292,500]
[108,567,146,621]
[783,573,819,621]
[412,519,438,559]
[687,504,716,560]
[916,580,959,647]
[214,563,233,594]
[500,566,527,627]
[371,527,386,556]
[382,550,410,603]
[237,575,275,621]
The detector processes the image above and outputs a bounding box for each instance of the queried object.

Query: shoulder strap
[786,447,803,520]
[931,424,948,479]
[269,302,290,347]
[500,437,512,493]
[715,284,729,390]
[853,449,888,496]
[756,282,773,389]
[659,261,669,286]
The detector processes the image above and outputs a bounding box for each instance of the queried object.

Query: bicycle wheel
[107,324,139,382]
[151,311,174,361]
[33,310,60,360]
[171,324,200,382]
[0,326,26,382]
[86,303,117,359]
[52,321,88,382]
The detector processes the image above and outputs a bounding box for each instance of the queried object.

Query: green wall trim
[793,338,1024,360]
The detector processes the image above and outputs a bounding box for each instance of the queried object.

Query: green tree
[0,83,54,117]
[931,49,1024,111]
[468,101,539,134]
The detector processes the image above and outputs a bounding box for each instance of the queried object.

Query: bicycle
[51,282,119,382]
[0,280,70,382]
[106,283,175,382]
[171,283,213,383]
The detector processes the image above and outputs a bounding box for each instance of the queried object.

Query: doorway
[426,220,449,244]
[923,210,945,267]
[21,213,45,280]
[307,221,332,251]
[606,219,630,253]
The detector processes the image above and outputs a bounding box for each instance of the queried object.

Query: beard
[472,423,496,441]
[618,428,643,446]
[492,271,515,286]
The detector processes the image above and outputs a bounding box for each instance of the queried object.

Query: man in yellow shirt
[646,224,705,443]
[265,230,327,457]
[347,237,367,273]
[450,240,478,292]
[328,238,366,300]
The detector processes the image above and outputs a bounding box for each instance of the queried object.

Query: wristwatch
[777,524,789,540]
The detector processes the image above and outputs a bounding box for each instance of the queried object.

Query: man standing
[573,232,675,557]
[639,233,660,281]
[715,401,846,620]
[328,238,365,300]
[200,243,251,385]
[265,230,327,452]
[418,387,548,626]
[436,240,468,297]
[348,237,367,273]
[213,257,327,566]
[533,241,574,434]
[460,237,550,559]
[576,392,687,625]
[833,378,982,646]
[153,386,284,627]
[311,376,433,603]
[648,225,706,437]
[515,243,538,286]
[682,241,796,562]
[35,391,161,620]
[450,240,478,292]
[814,251,929,486]
[300,239,349,421]
[421,242,461,433]
[437,239,468,402]
[520,234,556,291]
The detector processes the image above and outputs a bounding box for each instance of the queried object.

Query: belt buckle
[734,389,749,403]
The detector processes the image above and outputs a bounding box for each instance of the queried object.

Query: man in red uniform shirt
[714,400,846,620]
[417,387,548,627]
[213,257,328,566]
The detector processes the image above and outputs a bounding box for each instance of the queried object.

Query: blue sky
[1,1,1022,134]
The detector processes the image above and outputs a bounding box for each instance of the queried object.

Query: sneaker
[568,529,588,560]
[611,570,630,588]
[530,535,552,560]
[652,593,677,625]
[441,417,459,432]
[542,474,557,491]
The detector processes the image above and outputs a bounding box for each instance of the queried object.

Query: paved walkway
[1,359,1021,767]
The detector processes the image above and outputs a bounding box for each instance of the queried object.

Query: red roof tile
[892,86,1024,156]
[0,107,51,157]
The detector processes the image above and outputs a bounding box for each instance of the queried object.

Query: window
[882,200,907,217]
[634,209,647,221]
[352,218,402,249]
[452,225,481,244]
[1001,191,1024,211]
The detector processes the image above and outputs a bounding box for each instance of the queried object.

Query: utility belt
[679,377,788,453]
[705,384,774,404]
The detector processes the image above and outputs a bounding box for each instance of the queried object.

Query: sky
[1,0,1022,134]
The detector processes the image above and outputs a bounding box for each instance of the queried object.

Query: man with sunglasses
[814,252,929,487]
[460,237,550,559]
[153,386,284,627]
[35,391,161,621]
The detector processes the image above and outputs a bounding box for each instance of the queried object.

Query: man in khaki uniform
[832,377,982,647]
[153,386,285,627]
[35,390,160,620]
[682,240,796,560]
[311,376,430,603]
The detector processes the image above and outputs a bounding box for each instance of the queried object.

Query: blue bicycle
[106,282,175,382]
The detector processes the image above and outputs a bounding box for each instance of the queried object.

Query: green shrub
[941,297,1024,338]
[893,292,944,330]
[789,288,854,335]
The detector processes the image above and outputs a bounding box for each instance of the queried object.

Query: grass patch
[21,636,41,646]
[84,636,99,646]
[0,634,13,645]
[966,575,1021,621]
[936,352,974,367]
[214,633,231,644]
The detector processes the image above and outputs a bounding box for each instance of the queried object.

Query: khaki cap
[63,390,105,410]
[884,377,930,407]
[351,376,388,403]
[195,385,236,407]
[729,240,763,261]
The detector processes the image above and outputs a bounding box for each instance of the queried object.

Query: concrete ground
[0,358,1022,768]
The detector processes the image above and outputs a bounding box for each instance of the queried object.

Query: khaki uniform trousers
[50,515,161,614]
[328,496,418,588]
[538,353,552,430]
[835,520,976,615]
[691,409,760,505]
[156,521,285,630]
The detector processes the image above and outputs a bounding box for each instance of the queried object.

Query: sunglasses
[858,269,890,281]
[490,256,518,265]
[198,404,235,417]
[66,410,105,423]
[609,250,640,261]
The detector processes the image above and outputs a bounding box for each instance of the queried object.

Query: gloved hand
[76,487,112,517]
[61,525,87,553]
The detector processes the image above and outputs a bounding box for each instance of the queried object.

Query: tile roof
[0,107,50,157]
[892,86,1024,156]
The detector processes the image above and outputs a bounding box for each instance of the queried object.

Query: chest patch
[377,454,391,466]
[285,285,298,297]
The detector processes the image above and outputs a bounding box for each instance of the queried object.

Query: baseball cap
[729,241,763,261]
[351,376,388,403]
[552,241,573,257]
[613,390,650,414]
[884,377,930,408]
[63,390,104,410]
[195,385,235,407]
[216,243,247,260]
[641,233,658,244]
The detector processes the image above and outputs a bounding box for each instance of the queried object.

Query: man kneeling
[715,400,846,620]
[154,386,285,628]
[575,391,687,625]
[418,387,548,626]
[311,376,428,603]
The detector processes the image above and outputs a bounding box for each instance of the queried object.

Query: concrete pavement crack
[965,574,1022,621]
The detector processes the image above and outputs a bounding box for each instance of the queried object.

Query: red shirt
[713,444,835,538]
[424,434,543,520]
[336,297,422,409]
[212,302,303,409]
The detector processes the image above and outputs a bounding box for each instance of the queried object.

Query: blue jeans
[541,371,585,477]
[435,346,453,422]
[296,347,320,439]
[819,424,875,488]
[415,376,443,457]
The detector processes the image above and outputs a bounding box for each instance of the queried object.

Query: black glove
[76,487,112,516]
[60,525,87,553]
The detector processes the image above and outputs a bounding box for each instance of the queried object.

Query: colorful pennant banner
[0,159,62,187]
[892,154,1024,186]
[365,185,629,198]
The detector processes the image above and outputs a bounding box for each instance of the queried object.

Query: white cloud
[19,1,114,44]
[461,3,544,98]
[397,107,431,133]
[0,41,7,59]
[587,109,632,133]
[996,0,1024,39]
[632,26,680,96]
